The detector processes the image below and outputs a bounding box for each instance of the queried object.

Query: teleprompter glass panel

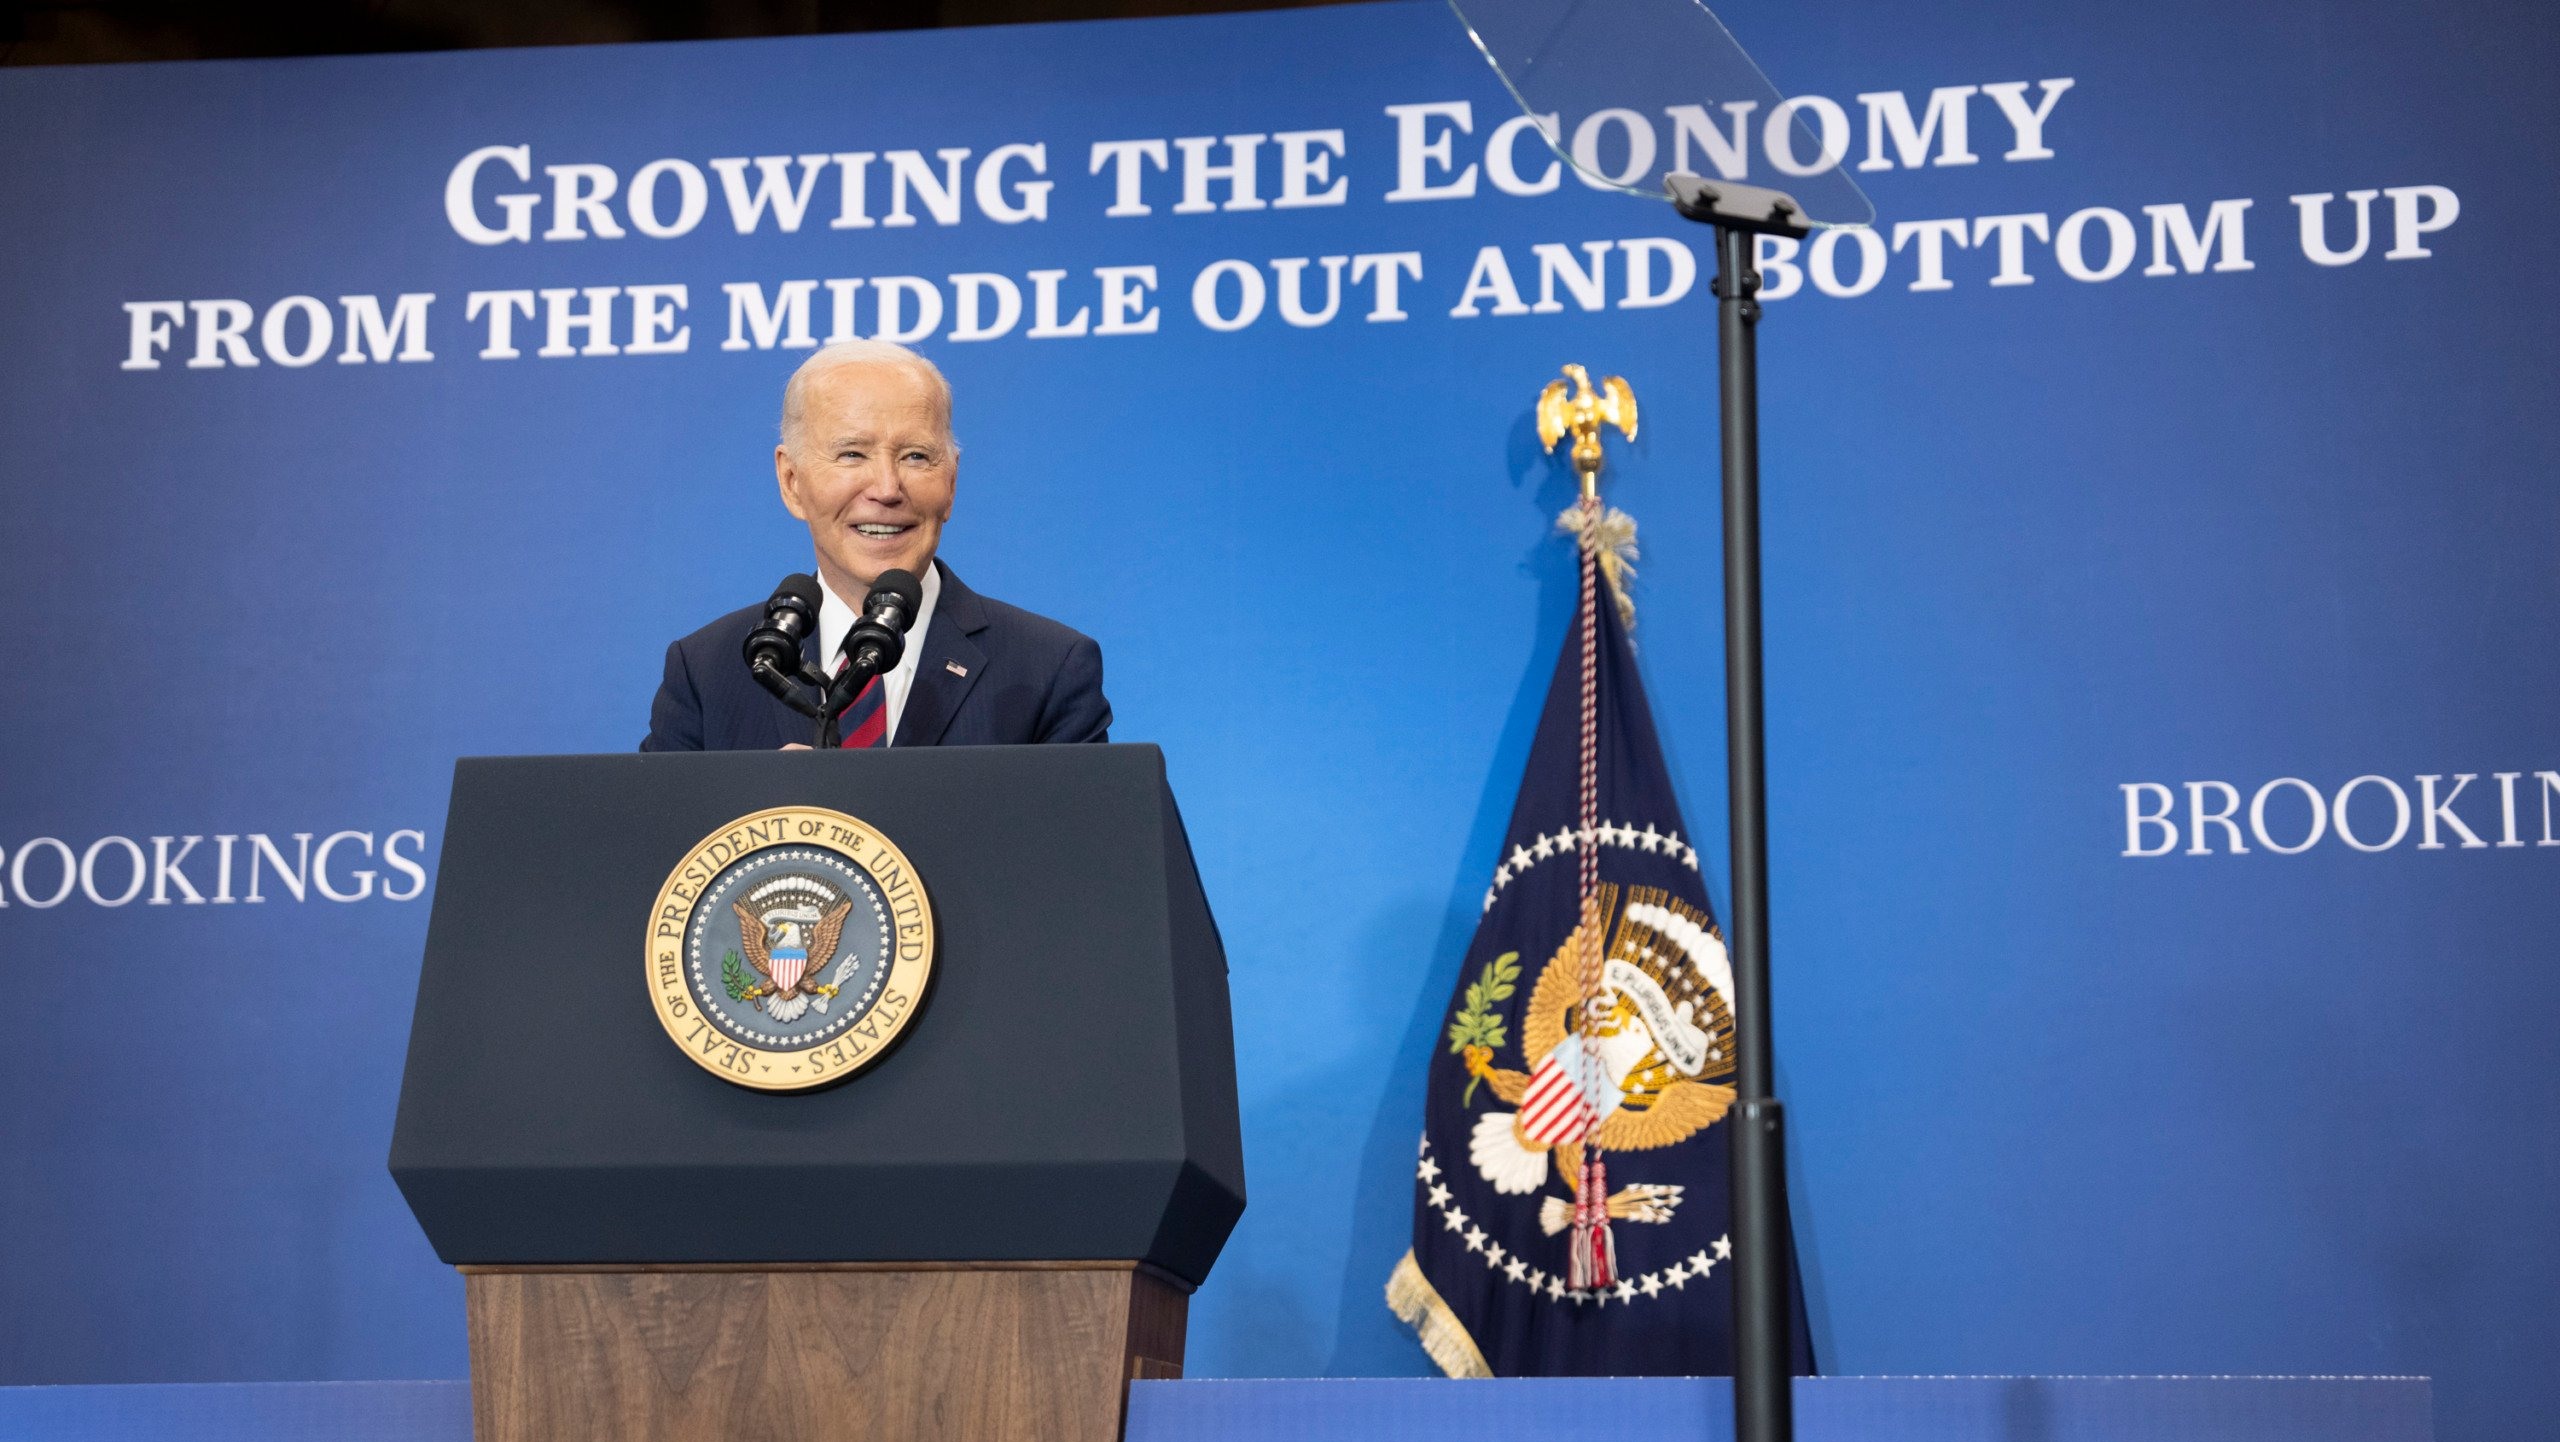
[1446,0,1876,228]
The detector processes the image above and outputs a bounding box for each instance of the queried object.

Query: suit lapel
[893,561,988,747]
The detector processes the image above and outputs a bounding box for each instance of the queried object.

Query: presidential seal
[646,806,934,1091]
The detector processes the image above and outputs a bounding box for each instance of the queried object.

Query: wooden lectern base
[461,1261,1188,1442]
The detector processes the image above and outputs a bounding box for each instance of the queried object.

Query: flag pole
[1669,175,1808,1442]
[1533,363,1641,1295]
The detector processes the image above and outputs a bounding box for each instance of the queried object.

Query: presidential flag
[1387,507,1815,1377]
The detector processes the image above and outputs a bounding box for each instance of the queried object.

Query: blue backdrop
[1,4,2552,1440]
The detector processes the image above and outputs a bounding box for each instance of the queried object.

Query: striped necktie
[833,645,889,749]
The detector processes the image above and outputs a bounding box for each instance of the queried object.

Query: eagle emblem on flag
[1460,885,1734,1237]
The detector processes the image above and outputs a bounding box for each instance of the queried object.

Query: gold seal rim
[644,805,936,1092]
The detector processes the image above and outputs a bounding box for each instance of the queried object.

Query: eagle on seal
[734,897,853,1023]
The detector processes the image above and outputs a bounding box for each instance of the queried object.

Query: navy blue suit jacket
[641,562,1111,751]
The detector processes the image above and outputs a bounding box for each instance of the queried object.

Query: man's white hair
[779,339,956,455]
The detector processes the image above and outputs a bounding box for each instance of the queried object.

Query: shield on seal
[767,942,810,994]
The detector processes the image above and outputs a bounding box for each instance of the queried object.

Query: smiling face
[775,358,957,596]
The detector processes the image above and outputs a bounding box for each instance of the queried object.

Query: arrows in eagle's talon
[1607,1183,1684,1224]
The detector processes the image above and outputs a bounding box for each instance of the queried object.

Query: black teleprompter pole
[1669,174,1807,1442]
[1715,220,1790,1442]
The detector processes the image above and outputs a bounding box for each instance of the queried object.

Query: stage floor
[0,1375,2430,1441]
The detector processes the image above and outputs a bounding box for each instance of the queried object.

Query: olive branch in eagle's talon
[1446,950,1520,1105]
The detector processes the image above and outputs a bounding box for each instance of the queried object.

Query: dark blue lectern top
[388,745,1244,1285]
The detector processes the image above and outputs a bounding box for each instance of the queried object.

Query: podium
[389,746,1245,1442]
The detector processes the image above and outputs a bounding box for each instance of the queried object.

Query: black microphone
[744,573,825,715]
[820,569,926,745]
[838,568,925,681]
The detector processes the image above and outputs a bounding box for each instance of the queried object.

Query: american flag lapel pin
[945,659,970,678]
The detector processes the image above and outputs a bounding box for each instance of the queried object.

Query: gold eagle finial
[1536,363,1638,503]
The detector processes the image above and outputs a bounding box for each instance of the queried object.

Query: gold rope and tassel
[1556,502,1639,627]
[1385,1250,1495,1379]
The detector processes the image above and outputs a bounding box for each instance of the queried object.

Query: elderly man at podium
[641,340,1112,751]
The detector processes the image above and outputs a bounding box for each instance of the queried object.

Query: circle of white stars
[1484,820,1701,913]
[687,848,893,1050]
[1415,1135,1727,1307]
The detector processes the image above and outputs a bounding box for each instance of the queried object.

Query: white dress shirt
[816,563,942,746]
